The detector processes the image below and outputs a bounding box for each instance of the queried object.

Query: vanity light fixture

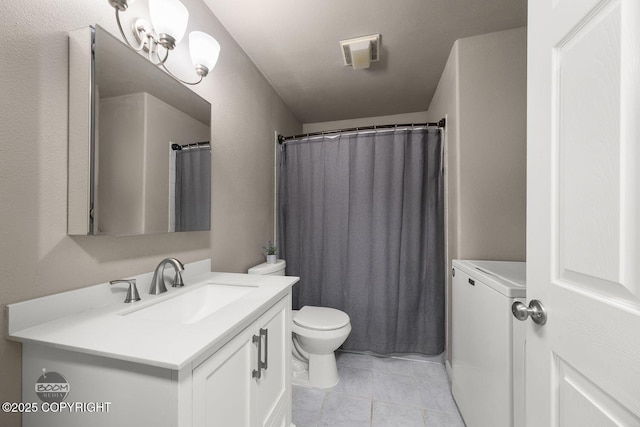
[107,0,220,85]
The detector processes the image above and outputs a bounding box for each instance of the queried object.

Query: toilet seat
[293,306,350,331]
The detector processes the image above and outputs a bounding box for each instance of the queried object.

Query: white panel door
[192,327,254,427]
[255,304,288,427]
[527,0,640,425]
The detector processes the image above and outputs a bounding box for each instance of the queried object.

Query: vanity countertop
[8,270,298,370]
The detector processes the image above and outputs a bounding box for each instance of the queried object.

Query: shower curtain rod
[277,118,445,144]
[171,141,210,150]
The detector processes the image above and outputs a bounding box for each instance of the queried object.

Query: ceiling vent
[340,34,381,70]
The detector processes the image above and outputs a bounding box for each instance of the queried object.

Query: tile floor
[292,351,466,427]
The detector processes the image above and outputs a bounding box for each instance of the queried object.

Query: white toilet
[248,259,351,388]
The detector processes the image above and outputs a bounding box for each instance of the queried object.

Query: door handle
[252,333,262,379]
[259,328,268,371]
[252,328,269,380]
[512,300,547,325]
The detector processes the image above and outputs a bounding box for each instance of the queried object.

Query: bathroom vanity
[8,260,298,427]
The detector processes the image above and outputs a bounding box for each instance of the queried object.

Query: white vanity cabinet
[192,296,290,427]
[20,294,292,427]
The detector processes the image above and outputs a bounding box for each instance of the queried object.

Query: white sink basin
[123,284,257,324]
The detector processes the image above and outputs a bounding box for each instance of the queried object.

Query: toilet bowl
[248,259,352,388]
[292,306,351,388]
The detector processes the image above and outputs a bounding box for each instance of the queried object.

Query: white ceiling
[203,0,527,123]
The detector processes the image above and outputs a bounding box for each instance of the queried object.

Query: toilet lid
[293,306,350,331]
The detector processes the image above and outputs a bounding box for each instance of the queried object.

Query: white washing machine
[451,260,526,427]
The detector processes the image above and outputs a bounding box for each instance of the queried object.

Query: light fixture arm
[160,63,204,86]
[147,40,169,66]
[106,0,219,86]
[115,12,188,74]
[114,9,146,52]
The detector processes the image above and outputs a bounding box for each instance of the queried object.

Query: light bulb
[149,0,189,49]
[189,31,221,77]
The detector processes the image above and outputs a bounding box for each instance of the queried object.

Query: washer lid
[293,306,350,331]
[468,260,526,288]
[453,260,526,298]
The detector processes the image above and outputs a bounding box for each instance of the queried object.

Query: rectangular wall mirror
[68,25,211,236]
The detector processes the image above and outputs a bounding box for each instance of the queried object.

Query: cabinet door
[193,326,254,427]
[255,299,289,427]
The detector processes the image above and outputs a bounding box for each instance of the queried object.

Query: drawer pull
[259,328,268,371]
[252,328,269,379]
[252,334,262,379]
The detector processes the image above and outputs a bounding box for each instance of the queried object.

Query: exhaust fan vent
[340,34,381,69]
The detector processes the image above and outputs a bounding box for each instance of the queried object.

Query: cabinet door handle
[259,328,268,372]
[252,334,262,379]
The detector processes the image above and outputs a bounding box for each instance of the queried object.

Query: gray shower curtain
[278,128,445,355]
[175,146,211,232]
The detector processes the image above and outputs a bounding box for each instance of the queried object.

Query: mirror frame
[68,26,94,235]
[68,26,211,236]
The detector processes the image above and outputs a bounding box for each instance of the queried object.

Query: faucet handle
[110,279,141,303]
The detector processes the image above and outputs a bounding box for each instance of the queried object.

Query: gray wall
[0,0,300,423]
[427,27,527,363]
[98,94,147,234]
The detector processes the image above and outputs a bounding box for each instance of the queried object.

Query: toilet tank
[248,259,286,276]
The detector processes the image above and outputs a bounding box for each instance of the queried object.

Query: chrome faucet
[149,258,185,295]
